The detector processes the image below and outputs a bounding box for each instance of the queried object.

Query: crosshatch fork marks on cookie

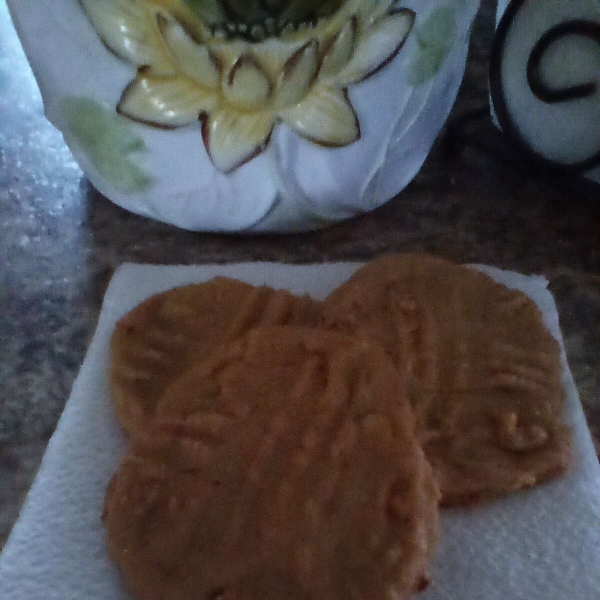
[104,327,440,600]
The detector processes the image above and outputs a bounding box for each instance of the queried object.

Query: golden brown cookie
[110,278,321,435]
[323,253,571,506]
[104,327,440,600]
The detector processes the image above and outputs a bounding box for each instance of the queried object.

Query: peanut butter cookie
[323,254,571,506]
[104,327,440,600]
[110,278,321,435]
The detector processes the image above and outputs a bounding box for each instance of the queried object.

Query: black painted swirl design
[489,0,600,174]
[527,19,600,104]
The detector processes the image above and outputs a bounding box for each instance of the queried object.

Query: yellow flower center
[150,0,346,41]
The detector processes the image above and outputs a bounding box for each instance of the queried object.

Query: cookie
[104,327,440,600]
[323,254,571,505]
[110,278,321,435]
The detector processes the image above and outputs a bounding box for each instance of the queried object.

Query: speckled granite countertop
[1,1,599,550]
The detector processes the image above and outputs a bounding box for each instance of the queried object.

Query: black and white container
[490,0,600,183]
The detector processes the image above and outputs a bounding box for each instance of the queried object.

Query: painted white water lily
[80,0,415,172]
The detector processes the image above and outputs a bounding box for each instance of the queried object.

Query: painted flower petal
[223,55,272,109]
[118,72,217,127]
[202,109,274,173]
[158,17,221,88]
[319,17,357,80]
[80,0,174,75]
[251,37,308,80]
[336,9,415,85]
[357,0,394,28]
[273,40,319,109]
[279,86,360,146]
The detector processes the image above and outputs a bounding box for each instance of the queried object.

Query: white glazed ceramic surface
[493,0,600,184]
[7,0,481,232]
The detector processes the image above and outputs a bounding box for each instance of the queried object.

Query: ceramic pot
[491,0,600,183]
[7,0,481,231]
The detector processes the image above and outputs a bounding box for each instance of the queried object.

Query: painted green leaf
[62,97,152,193]
[417,5,457,46]
[409,4,457,86]
[409,45,450,85]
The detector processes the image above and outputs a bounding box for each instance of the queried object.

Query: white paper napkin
[1,262,599,600]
